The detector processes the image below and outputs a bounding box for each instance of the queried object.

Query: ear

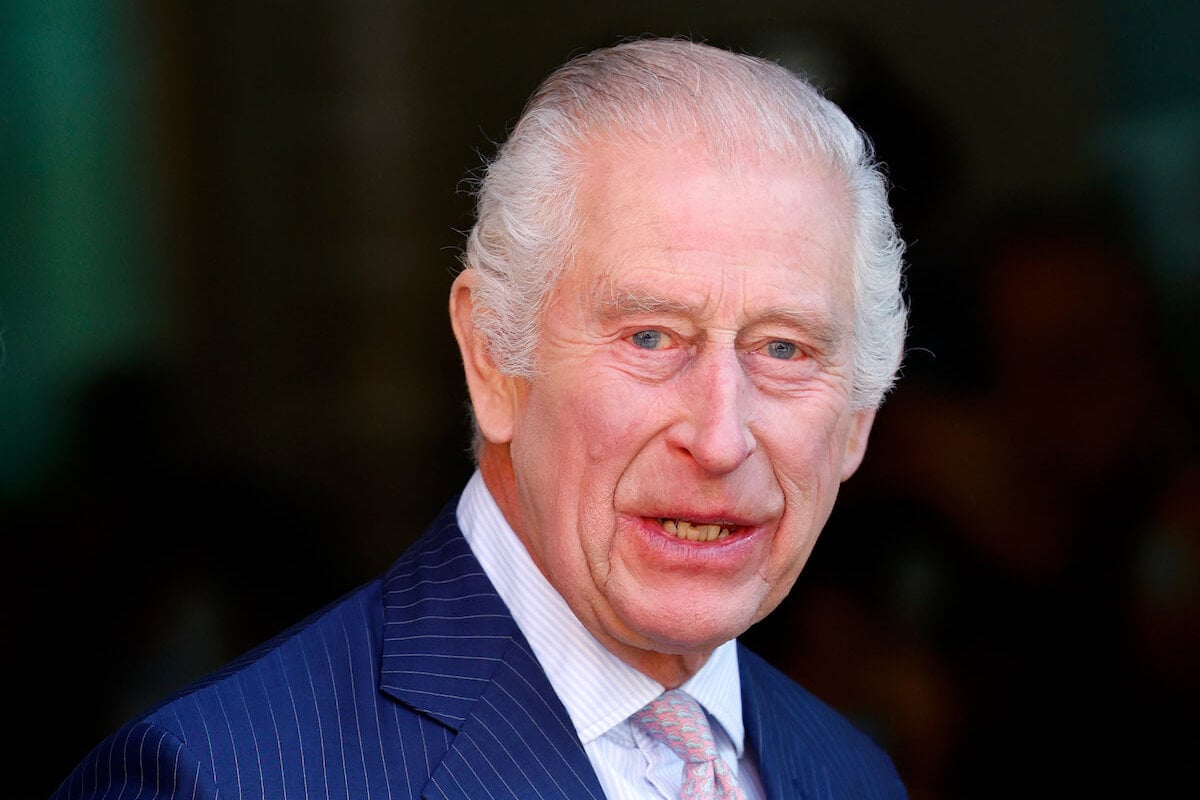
[449,269,522,445]
[839,407,877,481]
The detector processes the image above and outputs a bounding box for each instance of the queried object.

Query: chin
[622,602,761,654]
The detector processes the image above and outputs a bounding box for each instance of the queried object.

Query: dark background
[3,2,1197,798]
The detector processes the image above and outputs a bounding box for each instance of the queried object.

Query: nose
[669,347,756,474]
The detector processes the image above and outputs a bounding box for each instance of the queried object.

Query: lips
[657,518,736,542]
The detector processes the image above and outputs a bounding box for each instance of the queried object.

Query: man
[53,38,908,799]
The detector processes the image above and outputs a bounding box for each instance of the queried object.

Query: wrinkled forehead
[524,131,859,345]
[573,131,853,227]
[554,138,857,317]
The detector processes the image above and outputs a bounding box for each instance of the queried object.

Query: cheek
[515,378,657,529]
[767,397,851,469]
[567,379,666,465]
[763,408,855,556]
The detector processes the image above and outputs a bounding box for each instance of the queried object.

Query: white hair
[462,37,907,411]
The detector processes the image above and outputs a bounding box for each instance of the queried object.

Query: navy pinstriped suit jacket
[52,502,906,799]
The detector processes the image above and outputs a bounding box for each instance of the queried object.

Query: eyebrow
[593,285,692,317]
[754,308,850,351]
[592,282,850,351]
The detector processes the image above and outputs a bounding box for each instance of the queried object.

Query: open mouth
[657,518,737,542]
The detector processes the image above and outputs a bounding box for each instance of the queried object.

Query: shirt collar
[456,470,746,755]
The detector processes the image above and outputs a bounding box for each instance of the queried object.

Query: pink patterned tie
[631,689,746,800]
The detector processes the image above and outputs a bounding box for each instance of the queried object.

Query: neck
[615,645,712,689]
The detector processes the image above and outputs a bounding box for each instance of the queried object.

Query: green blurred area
[1,0,163,496]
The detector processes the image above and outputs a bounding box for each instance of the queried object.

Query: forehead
[566,138,855,317]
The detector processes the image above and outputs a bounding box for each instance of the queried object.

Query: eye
[764,340,800,360]
[629,330,666,350]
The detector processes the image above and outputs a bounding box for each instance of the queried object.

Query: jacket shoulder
[50,578,389,799]
[739,644,907,799]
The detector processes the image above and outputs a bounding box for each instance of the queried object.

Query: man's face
[469,139,874,681]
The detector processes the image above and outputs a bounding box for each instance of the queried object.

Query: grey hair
[462,37,907,411]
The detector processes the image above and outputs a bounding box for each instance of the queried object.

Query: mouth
[656,518,740,543]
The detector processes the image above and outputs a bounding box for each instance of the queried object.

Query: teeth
[659,519,732,542]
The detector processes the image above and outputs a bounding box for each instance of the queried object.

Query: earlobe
[449,270,520,445]
[840,407,876,481]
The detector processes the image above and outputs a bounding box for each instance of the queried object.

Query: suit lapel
[740,644,823,800]
[378,506,605,800]
[424,634,607,800]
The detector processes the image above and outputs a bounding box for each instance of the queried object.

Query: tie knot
[632,689,719,764]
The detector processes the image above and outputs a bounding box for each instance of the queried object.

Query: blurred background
[3,1,1197,798]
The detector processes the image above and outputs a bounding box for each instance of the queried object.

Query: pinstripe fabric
[739,648,907,799]
[52,503,602,800]
[51,501,906,799]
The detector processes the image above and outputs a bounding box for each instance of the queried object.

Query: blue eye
[765,340,798,360]
[630,330,664,349]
